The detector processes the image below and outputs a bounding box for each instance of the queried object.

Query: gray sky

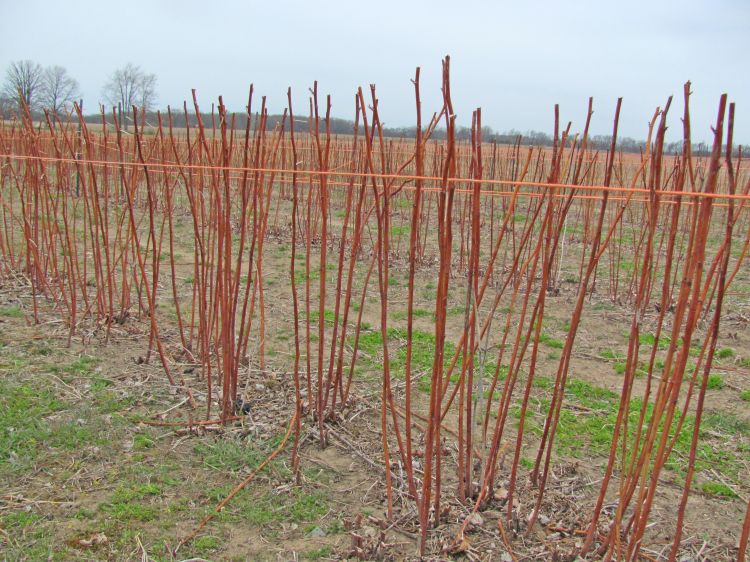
[1,0,748,143]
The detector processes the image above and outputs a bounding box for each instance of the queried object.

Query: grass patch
[209,485,328,528]
[538,332,564,349]
[700,482,738,498]
[194,434,290,479]
[100,483,163,522]
[638,332,669,350]
[0,378,68,473]
[309,308,337,325]
[0,305,24,318]
[600,349,625,361]
[1,510,43,529]
[133,433,156,450]
[706,374,724,390]
[352,327,476,393]
[307,545,333,559]
[294,266,320,285]
[702,411,750,436]
[519,377,749,485]
[391,308,432,321]
[193,535,221,552]
[611,361,648,377]
[48,355,99,379]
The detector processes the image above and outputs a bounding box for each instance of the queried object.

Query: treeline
[5,105,744,156]
[107,111,748,156]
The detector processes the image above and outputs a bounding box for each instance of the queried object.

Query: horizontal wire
[2,152,750,202]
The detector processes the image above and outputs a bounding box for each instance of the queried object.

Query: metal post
[76,99,83,197]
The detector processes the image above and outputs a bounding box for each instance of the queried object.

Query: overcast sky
[1,0,748,143]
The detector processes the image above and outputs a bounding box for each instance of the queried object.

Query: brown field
[1,73,749,561]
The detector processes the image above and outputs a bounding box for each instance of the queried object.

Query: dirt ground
[1,225,749,562]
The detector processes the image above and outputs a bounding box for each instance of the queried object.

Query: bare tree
[0,93,13,118]
[39,66,80,114]
[102,63,158,125]
[138,72,157,112]
[2,60,44,111]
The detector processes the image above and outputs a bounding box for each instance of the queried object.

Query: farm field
[1,64,749,561]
